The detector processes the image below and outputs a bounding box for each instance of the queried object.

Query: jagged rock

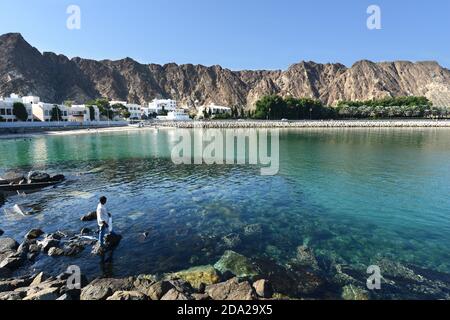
[295,245,319,270]
[80,278,134,300]
[222,233,241,249]
[244,224,263,237]
[27,171,50,183]
[252,279,273,298]
[143,281,174,300]
[30,272,48,287]
[16,240,31,256]
[0,238,19,253]
[37,237,59,252]
[0,277,31,292]
[342,284,370,300]
[160,288,190,300]
[48,247,65,257]
[28,243,40,253]
[205,278,257,300]
[25,229,44,240]
[168,265,221,290]
[80,228,92,235]
[0,253,24,270]
[106,291,148,301]
[0,291,25,300]
[63,243,85,256]
[23,287,59,300]
[81,211,97,222]
[214,250,259,279]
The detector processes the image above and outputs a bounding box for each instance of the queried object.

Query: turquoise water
[1,128,450,287]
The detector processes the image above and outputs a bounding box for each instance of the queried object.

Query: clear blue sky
[0,0,449,70]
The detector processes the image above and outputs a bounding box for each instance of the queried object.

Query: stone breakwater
[150,120,450,129]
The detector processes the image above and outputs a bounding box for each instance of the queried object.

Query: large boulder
[0,253,24,270]
[25,229,45,240]
[205,278,257,300]
[160,288,191,300]
[168,265,221,290]
[214,251,259,279]
[27,171,51,183]
[0,238,19,254]
[140,281,174,300]
[23,287,59,301]
[80,278,134,300]
[252,279,273,298]
[107,291,148,301]
[81,211,97,222]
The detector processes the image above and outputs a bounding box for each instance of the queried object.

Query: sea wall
[150,120,450,129]
[0,121,129,134]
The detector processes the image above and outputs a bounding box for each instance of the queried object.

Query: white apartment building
[0,94,34,122]
[70,105,100,122]
[110,100,142,120]
[197,103,232,119]
[146,99,177,116]
[32,103,70,122]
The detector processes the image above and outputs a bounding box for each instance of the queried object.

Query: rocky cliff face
[1,33,450,108]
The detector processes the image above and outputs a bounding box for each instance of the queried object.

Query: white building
[70,105,100,122]
[32,103,70,122]
[110,100,142,120]
[0,94,34,122]
[197,103,232,119]
[146,99,177,116]
[157,110,191,121]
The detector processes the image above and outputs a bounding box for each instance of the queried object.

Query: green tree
[88,106,96,121]
[50,105,63,121]
[13,102,28,121]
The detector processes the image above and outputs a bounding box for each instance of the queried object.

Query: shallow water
[1,128,450,283]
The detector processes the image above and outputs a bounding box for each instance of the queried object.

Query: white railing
[0,121,128,129]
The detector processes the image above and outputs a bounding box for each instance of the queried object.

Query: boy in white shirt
[97,196,110,247]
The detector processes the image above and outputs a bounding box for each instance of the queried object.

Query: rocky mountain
[1,33,450,108]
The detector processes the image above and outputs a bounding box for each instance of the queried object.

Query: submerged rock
[342,284,369,300]
[222,233,241,249]
[205,278,256,300]
[25,229,45,240]
[295,245,319,270]
[214,250,259,279]
[0,229,4,237]
[244,224,263,237]
[168,265,221,290]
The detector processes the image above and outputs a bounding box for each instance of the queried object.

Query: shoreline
[1,120,450,139]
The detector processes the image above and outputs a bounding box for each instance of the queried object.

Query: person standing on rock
[97,196,110,247]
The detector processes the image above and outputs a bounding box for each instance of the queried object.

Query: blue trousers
[99,224,108,247]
